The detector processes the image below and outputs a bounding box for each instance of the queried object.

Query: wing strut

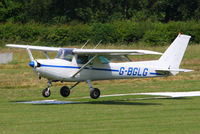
[26,48,34,61]
[71,55,97,78]
[43,51,50,59]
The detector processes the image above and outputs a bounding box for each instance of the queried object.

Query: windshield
[56,49,74,61]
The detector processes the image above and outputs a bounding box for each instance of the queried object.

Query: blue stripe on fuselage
[40,64,119,72]
[150,72,164,76]
[40,64,81,69]
[92,67,119,72]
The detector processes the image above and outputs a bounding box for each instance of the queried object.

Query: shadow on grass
[10,97,191,106]
[160,97,191,100]
[10,100,161,106]
[84,100,161,106]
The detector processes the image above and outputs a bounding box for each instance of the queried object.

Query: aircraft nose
[29,60,40,68]
[29,61,35,67]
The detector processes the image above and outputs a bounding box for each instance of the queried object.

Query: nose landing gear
[42,80,51,97]
[42,88,51,97]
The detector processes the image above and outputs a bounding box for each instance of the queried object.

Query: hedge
[0,20,200,47]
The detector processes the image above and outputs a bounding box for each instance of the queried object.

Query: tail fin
[158,34,191,69]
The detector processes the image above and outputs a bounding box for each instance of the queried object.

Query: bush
[92,23,119,43]
[114,21,137,43]
[17,24,41,41]
[46,26,70,46]
[143,22,168,46]
[68,24,92,43]
[164,21,200,44]
[0,20,200,47]
[0,23,18,40]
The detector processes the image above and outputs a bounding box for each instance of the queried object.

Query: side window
[98,56,110,64]
[77,55,89,64]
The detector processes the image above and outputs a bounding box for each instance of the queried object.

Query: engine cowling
[29,60,40,68]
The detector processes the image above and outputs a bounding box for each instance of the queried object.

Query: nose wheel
[42,80,51,97]
[42,88,51,97]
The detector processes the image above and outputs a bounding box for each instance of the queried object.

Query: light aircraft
[6,34,193,99]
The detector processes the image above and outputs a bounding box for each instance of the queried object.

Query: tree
[0,0,22,22]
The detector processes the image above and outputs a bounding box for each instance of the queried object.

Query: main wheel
[90,88,100,99]
[60,86,70,97]
[42,88,51,97]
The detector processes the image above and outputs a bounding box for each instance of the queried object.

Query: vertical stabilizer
[158,34,191,69]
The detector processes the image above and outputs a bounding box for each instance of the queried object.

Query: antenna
[93,40,102,49]
[81,39,90,49]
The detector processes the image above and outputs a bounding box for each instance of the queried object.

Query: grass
[0,45,200,134]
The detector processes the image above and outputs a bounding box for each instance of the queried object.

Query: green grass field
[0,45,200,134]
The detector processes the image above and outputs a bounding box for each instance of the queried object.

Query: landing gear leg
[87,80,100,99]
[42,80,51,97]
[60,82,80,97]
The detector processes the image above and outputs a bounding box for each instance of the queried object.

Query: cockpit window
[63,53,73,61]
[56,49,73,61]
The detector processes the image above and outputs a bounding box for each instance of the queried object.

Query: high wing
[6,44,60,52]
[73,49,162,55]
[6,44,162,55]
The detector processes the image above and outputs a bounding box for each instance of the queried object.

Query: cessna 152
[6,34,193,99]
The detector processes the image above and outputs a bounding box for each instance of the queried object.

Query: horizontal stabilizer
[156,68,193,73]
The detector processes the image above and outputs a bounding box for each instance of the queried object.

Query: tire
[90,88,100,99]
[42,88,51,97]
[60,86,70,97]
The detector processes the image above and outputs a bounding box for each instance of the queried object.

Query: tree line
[0,0,200,23]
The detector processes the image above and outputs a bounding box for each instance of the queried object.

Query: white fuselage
[35,58,167,82]
[7,34,192,83]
